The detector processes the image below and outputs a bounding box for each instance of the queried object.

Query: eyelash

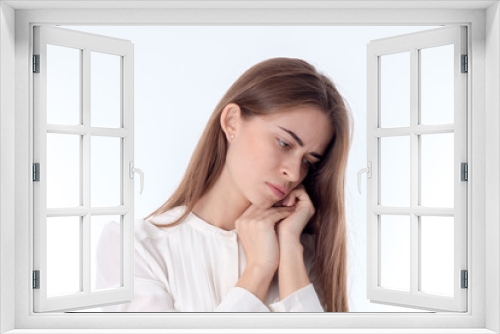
[277,138,315,169]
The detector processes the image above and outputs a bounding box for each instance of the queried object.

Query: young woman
[97,57,352,312]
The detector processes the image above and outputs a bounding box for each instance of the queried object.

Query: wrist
[246,262,278,277]
[278,232,303,250]
[277,242,310,300]
[278,241,304,264]
[237,264,276,302]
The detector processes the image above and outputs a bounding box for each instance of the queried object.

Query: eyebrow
[277,126,323,160]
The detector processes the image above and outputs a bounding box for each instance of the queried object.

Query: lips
[267,182,288,198]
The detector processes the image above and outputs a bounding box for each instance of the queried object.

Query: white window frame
[32,25,135,312]
[1,1,499,333]
[366,26,468,312]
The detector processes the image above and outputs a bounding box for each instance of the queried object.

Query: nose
[280,156,303,182]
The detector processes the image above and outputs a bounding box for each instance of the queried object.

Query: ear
[220,103,242,142]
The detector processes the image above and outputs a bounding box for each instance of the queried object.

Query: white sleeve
[268,233,326,312]
[96,221,177,312]
[215,287,271,312]
[268,283,324,312]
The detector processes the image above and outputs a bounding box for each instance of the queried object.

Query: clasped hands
[234,184,315,273]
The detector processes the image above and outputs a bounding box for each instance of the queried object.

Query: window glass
[380,51,410,128]
[420,216,454,296]
[47,133,81,208]
[91,52,121,128]
[91,136,121,207]
[91,215,121,291]
[380,136,410,207]
[420,133,454,208]
[380,215,411,291]
[47,216,81,296]
[47,44,81,125]
[420,45,454,125]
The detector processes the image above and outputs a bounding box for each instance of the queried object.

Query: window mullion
[410,47,419,295]
[82,47,91,294]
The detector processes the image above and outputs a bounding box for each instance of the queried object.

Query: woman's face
[223,104,334,208]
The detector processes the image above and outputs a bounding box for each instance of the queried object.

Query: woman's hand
[274,184,315,243]
[235,204,295,274]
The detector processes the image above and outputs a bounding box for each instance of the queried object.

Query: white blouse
[97,206,326,312]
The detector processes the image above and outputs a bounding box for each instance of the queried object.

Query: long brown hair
[144,57,353,312]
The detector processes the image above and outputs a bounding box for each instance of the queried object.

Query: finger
[238,205,291,225]
[282,187,308,206]
[272,199,287,207]
[262,207,295,225]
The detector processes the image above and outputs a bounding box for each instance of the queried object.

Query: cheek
[243,140,270,174]
[229,136,277,180]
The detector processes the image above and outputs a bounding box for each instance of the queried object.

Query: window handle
[357,162,372,194]
[129,161,144,194]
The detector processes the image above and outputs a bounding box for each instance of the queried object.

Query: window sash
[366,26,468,312]
[32,25,135,312]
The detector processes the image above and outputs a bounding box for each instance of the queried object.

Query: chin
[245,194,264,207]
[246,186,279,208]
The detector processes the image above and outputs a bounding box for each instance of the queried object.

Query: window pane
[91,52,121,128]
[47,133,80,208]
[47,216,81,297]
[47,44,80,125]
[91,215,121,291]
[91,136,121,207]
[421,216,454,296]
[380,215,410,291]
[380,136,410,206]
[380,51,410,128]
[420,44,454,125]
[421,133,454,208]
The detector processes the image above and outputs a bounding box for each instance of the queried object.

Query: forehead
[254,105,334,149]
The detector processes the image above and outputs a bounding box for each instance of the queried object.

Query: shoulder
[135,206,189,241]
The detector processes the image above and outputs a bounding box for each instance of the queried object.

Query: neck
[192,166,250,231]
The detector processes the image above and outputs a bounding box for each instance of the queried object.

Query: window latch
[357,161,372,194]
[129,161,144,194]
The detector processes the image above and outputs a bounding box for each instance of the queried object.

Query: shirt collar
[146,205,238,238]
[187,209,238,238]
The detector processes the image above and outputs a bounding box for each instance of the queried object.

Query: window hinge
[461,162,468,181]
[461,270,468,289]
[33,54,40,73]
[461,54,468,73]
[33,270,40,289]
[33,163,40,182]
